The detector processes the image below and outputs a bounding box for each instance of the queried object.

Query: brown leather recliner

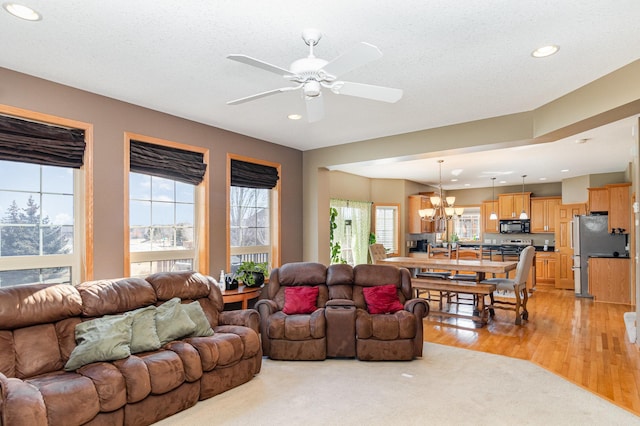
[257,262,429,361]
[352,264,429,360]
[256,262,329,360]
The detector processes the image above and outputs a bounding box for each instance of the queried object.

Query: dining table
[379,256,518,282]
[379,256,519,327]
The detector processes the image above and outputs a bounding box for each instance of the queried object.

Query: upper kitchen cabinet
[588,187,609,213]
[587,183,631,233]
[498,192,531,220]
[481,200,499,234]
[408,194,434,233]
[530,197,561,233]
[607,183,631,233]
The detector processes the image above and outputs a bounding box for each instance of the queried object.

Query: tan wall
[304,60,640,264]
[0,67,303,279]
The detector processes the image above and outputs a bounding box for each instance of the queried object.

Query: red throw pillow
[362,284,404,314]
[282,286,319,315]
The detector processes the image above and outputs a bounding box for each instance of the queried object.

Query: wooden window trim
[124,132,209,276]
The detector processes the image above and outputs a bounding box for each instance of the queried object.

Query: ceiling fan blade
[322,42,383,78]
[305,95,324,123]
[227,86,299,105]
[227,54,292,76]
[330,81,403,103]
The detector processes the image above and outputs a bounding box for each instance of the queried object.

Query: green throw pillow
[64,314,133,371]
[183,301,214,337]
[155,298,197,345]
[126,305,161,353]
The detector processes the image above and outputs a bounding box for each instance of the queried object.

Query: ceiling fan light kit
[226,29,403,122]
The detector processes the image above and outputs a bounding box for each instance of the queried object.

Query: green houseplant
[235,261,269,287]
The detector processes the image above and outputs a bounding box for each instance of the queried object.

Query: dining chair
[449,247,480,281]
[369,244,388,264]
[480,246,535,325]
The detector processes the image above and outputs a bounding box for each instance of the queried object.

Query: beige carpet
[157,343,639,425]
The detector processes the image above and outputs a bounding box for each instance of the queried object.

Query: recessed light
[287,114,302,120]
[464,183,471,187]
[3,3,41,21]
[575,138,588,144]
[561,169,569,173]
[451,178,458,182]
[532,45,559,58]
[539,177,547,181]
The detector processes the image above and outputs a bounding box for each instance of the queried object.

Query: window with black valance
[0,114,85,168]
[231,159,279,189]
[129,140,207,186]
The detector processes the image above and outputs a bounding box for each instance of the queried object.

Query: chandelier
[418,160,464,233]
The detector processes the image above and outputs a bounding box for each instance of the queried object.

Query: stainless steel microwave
[499,220,530,234]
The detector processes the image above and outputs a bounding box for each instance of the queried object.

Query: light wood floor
[422,285,640,416]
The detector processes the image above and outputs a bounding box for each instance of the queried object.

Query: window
[452,206,480,241]
[373,204,400,256]
[228,155,280,274]
[125,133,208,277]
[330,199,371,265]
[0,107,92,287]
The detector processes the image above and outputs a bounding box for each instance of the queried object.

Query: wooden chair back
[369,244,388,264]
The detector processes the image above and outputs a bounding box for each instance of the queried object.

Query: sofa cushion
[182,301,214,337]
[0,283,82,330]
[64,314,133,371]
[127,305,161,353]
[156,298,197,345]
[77,362,127,412]
[146,271,212,301]
[282,286,319,315]
[362,285,404,314]
[26,371,100,426]
[76,278,157,317]
[138,350,185,395]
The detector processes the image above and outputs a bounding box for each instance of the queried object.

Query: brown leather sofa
[256,262,429,361]
[0,271,262,426]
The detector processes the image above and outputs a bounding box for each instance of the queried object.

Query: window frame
[372,203,401,257]
[226,153,281,272]
[0,104,94,284]
[451,205,481,242]
[124,132,209,277]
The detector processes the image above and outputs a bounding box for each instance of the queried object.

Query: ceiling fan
[226,29,403,122]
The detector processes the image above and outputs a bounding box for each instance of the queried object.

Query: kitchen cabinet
[535,251,556,285]
[588,257,630,304]
[530,197,561,233]
[408,195,434,233]
[607,183,631,233]
[498,192,531,220]
[481,200,499,234]
[588,187,609,213]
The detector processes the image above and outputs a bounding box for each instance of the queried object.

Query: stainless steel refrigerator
[571,215,627,297]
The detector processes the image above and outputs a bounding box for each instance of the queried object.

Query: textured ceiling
[1,0,639,188]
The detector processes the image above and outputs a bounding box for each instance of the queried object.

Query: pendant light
[519,175,528,220]
[489,177,497,220]
[418,160,463,233]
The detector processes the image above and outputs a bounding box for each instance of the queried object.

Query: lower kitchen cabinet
[588,257,630,304]
[535,251,556,285]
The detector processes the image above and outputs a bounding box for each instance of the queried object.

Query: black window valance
[130,140,206,186]
[0,114,85,168]
[231,159,279,189]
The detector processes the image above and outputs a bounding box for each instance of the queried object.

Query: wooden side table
[221,285,262,310]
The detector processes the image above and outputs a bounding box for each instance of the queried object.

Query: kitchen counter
[587,253,630,259]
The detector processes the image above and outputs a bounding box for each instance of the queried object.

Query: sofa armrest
[254,299,277,316]
[325,298,355,308]
[219,308,260,334]
[0,373,48,426]
[404,298,430,318]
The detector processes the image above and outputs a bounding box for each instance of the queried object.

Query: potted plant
[450,233,459,249]
[235,261,269,287]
